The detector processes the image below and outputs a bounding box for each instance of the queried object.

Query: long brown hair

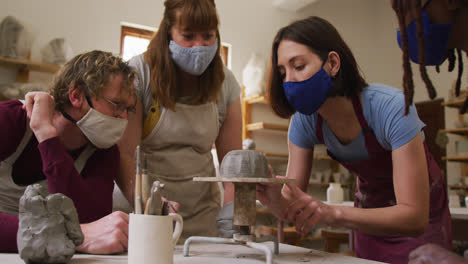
[144,0,225,110]
[392,0,465,113]
[268,16,368,119]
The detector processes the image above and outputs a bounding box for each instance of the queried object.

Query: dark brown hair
[392,0,465,113]
[144,0,225,110]
[50,50,136,111]
[268,16,368,118]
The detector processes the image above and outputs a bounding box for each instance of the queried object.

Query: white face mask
[76,108,128,149]
[169,39,219,76]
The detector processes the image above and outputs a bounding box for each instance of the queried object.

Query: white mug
[128,213,183,264]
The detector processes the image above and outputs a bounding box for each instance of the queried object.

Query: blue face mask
[283,68,334,115]
[169,40,218,76]
[397,10,453,66]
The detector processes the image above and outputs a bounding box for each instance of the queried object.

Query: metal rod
[183,236,236,257]
[246,241,273,264]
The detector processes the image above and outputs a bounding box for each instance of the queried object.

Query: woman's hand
[283,183,341,235]
[256,166,294,218]
[23,91,57,142]
[256,180,285,218]
[76,211,129,254]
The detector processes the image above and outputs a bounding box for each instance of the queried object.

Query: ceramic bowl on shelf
[455,140,468,156]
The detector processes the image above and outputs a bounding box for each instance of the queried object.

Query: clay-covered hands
[256,176,295,219]
[409,243,468,264]
[282,184,341,235]
[76,211,129,254]
[257,167,341,235]
[22,91,57,142]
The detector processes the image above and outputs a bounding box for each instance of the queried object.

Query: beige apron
[0,114,95,216]
[141,102,221,241]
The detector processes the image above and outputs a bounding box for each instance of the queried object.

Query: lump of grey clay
[0,16,31,59]
[17,184,83,264]
[242,138,256,150]
[220,150,269,178]
[40,38,73,65]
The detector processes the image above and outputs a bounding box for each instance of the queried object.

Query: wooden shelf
[443,156,468,162]
[442,98,466,109]
[449,185,468,190]
[0,56,60,74]
[244,94,267,104]
[440,127,468,136]
[263,151,288,158]
[246,122,288,132]
[258,151,332,161]
[314,155,332,160]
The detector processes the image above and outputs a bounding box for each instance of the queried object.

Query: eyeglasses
[101,96,137,120]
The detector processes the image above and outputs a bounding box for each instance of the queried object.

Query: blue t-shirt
[288,84,425,162]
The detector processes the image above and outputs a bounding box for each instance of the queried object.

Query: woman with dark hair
[257,16,451,264]
[116,0,242,241]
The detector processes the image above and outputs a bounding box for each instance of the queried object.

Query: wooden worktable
[0,242,385,263]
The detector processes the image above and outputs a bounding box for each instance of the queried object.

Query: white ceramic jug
[327,183,344,204]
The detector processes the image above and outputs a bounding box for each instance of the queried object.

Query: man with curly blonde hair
[0,50,137,254]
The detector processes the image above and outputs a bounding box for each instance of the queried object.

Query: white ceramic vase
[327,183,344,204]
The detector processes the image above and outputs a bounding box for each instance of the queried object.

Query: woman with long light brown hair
[116,0,242,241]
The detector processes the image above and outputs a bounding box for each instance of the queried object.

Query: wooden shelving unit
[440,127,468,136]
[244,94,267,104]
[0,56,60,83]
[246,122,288,132]
[441,98,465,109]
[443,156,468,162]
[449,185,468,190]
[260,151,288,159]
[258,150,332,161]
[441,98,468,193]
[0,56,60,73]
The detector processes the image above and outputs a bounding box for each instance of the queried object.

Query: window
[220,42,231,69]
[120,24,155,61]
[120,23,231,68]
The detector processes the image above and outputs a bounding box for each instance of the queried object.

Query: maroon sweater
[0,100,119,252]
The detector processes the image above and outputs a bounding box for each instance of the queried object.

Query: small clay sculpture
[242,138,256,150]
[41,38,73,65]
[220,150,269,178]
[17,184,83,264]
[0,16,32,59]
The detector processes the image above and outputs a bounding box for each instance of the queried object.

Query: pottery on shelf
[327,183,344,204]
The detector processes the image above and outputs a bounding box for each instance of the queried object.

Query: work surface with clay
[0,242,386,263]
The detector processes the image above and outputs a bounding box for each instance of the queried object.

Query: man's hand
[409,243,468,264]
[23,91,57,142]
[76,211,129,255]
